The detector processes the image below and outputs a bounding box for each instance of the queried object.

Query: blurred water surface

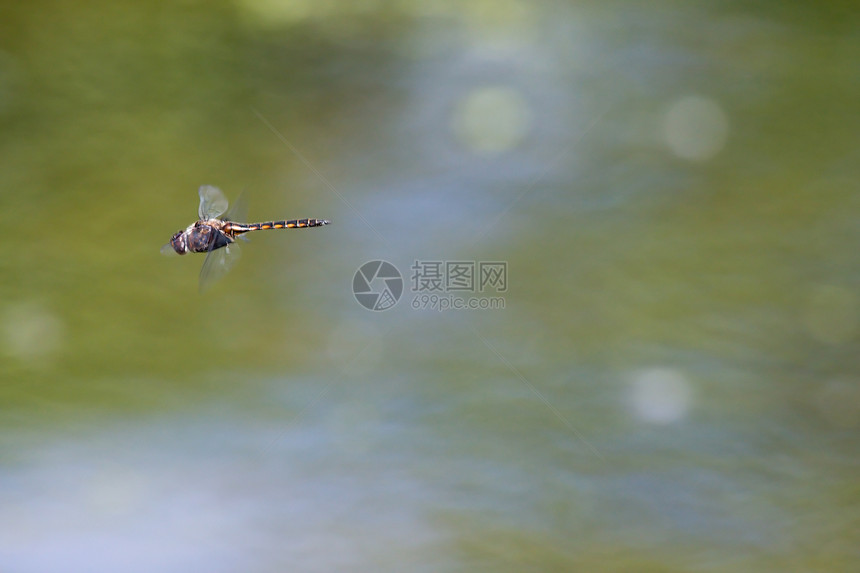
[1,1,858,571]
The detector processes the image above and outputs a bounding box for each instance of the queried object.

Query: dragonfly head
[167,230,189,254]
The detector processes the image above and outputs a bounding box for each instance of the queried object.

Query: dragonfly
[162,185,329,292]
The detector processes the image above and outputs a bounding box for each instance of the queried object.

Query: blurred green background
[1,0,858,571]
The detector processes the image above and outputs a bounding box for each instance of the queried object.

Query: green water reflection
[0,1,857,571]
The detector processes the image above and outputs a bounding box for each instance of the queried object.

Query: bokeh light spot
[662,95,728,161]
[238,0,322,27]
[628,368,693,424]
[451,86,531,155]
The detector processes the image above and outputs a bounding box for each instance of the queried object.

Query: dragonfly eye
[169,231,187,254]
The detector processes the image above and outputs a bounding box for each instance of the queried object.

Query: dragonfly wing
[224,189,248,223]
[198,240,240,293]
[198,185,229,220]
[160,242,179,256]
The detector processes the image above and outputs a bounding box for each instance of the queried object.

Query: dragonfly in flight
[162,185,329,292]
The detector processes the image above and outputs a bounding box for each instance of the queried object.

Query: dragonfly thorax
[189,220,232,254]
[169,220,234,255]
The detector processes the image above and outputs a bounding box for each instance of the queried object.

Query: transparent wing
[198,185,229,220]
[160,243,178,256]
[224,188,248,223]
[198,241,240,293]
[225,189,251,241]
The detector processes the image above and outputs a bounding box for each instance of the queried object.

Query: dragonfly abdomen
[241,219,330,232]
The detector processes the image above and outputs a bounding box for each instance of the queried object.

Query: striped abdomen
[229,219,330,235]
